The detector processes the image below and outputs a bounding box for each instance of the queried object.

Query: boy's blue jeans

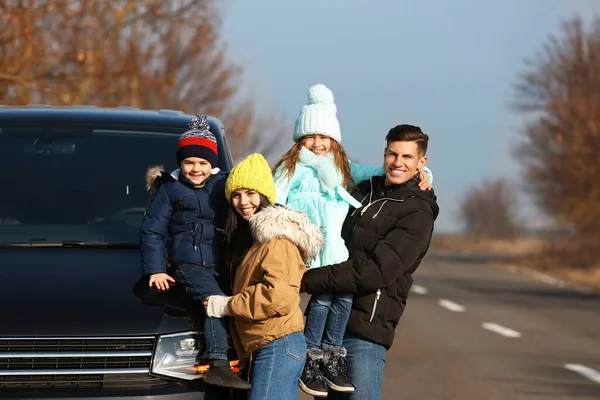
[249,331,306,400]
[173,263,229,360]
[304,293,353,348]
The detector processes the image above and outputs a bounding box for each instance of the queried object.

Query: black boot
[204,359,251,390]
[298,348,328,397]
[322,345,355,392]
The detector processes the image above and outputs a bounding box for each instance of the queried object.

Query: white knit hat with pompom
[292,84,341,143]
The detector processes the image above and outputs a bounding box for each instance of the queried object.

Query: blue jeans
[249,331,306,400]
[173,263,229,360]
[327,334,386,400]
[304,293,353,348]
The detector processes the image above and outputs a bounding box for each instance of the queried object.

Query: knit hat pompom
[188,114,210,131]
[293,83,341,143]
[308,84,335,105]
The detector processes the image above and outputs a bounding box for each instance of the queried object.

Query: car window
[0,122,227,245]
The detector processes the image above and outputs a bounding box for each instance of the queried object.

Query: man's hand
[419,170,432,191]
[149,273,175,291]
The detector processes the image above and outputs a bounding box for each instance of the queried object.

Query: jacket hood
[145,165,221,194]
[249,206,324,262]
[145,165,170,193]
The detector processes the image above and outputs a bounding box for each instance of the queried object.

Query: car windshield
[0,121,228,246]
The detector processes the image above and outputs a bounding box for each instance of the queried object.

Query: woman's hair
[272,136,352,188]
[223,192,271,270]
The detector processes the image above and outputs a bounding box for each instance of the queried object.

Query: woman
[204,153,324,400]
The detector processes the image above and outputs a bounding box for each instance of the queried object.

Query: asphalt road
[299,255,600,400]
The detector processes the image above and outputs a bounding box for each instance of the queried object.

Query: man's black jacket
[303,174,439,349]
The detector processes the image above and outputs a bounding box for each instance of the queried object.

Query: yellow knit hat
[225,153,276,205]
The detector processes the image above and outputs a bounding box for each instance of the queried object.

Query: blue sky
[220,0,599,232]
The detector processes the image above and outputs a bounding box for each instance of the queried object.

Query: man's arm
[303,209,434,296]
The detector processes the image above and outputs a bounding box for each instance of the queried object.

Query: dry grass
[430,233,600,290]
[429,233,545,256]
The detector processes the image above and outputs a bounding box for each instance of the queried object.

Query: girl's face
[181,157,212,185]
[231,189,262,220]
[302,134,331,156]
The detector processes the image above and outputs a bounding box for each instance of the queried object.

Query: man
[302,124,439,400]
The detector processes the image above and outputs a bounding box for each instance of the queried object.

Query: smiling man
[302,124,440,400]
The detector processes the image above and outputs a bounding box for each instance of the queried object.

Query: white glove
[206,295,233,318]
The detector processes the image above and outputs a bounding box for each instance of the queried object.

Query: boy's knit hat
[225,153,276,205]
[293,84,341,143]
[176,115,218,166]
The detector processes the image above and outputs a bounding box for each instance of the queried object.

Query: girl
[272,84,433,397]
[204,153,324,400]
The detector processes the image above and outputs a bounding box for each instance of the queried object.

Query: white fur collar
[249,206,323,262]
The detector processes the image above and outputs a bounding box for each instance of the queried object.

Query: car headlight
[150,331,204,381]
[150,330,240,381]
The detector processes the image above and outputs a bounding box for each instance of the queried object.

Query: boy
[140,115,250,390]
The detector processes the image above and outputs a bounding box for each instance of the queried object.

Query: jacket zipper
[351,177,375,235]
[369,289,381,322]
[191,222,200,251]
[351,177,374,217]
[192,191,203,260]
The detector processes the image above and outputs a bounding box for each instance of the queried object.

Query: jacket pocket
[174,197,185,223]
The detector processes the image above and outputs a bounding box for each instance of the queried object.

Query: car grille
[0,337,171,391]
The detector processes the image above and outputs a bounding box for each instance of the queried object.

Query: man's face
[383,141,427,186]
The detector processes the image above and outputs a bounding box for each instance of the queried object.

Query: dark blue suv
[0,106,241,399]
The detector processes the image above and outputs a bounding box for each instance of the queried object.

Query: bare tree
[512,17,600,264]
[459,179,520,239]
[0,0,286,159]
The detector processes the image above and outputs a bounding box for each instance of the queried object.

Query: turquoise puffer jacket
[274,148,432,268]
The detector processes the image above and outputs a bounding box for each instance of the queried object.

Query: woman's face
[231,189,262,220]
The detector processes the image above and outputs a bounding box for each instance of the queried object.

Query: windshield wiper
[0,241,139,249]
[62,241,139,249]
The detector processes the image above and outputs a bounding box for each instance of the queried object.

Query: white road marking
[481,322,521,338]
[437,299,465,312]
[530,271,566,287]
[564,364,600,384]
[411,285,428,295]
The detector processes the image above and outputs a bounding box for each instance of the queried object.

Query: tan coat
[228,206,324,359]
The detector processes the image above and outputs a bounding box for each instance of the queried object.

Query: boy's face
[180,157,212,185]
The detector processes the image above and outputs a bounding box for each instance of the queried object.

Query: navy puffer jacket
[140,167,228,276]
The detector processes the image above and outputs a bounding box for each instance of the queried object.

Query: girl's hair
[272,136,352,188]
[223,192,271,270]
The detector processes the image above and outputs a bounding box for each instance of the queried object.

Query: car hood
[0,247,201,336]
